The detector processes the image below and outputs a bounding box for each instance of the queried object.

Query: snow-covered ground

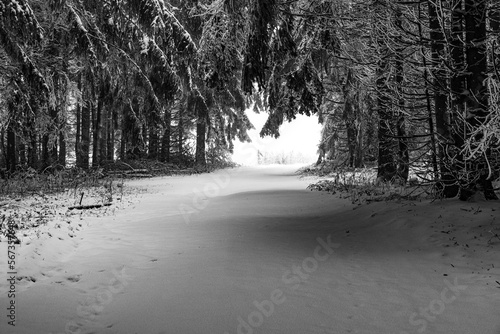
[1,165,499,334]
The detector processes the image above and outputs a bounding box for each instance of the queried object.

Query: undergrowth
[300,163,434,204]
[0,167,109,198]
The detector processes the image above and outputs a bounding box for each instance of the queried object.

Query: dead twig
[68,203,112,210]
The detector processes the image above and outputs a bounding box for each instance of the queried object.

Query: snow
[232,112,321,165]
[1,165,500,334]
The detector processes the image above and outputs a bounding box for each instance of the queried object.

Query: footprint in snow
[17,275,37,283]
[66,274,82,283]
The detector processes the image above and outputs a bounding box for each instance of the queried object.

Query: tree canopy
[0,0,499,200]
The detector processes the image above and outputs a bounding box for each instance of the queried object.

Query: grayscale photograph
[0,0,499,333]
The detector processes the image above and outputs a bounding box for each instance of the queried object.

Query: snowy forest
[2,2,500,334]
[1,0,500,201]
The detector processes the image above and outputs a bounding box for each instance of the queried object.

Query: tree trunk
[78,100,91,169]
[178,103,183,158]
[42,133,50,169]
[448,0,466,196]
[120,107,126,160]
[373,0,397,181]
[195,103,207,169]
[142,123,147,157]
[6,123,16,173]
[18,140,26,166]
[354,113,363,168]
[0,129,5,171]
[59,128,66,167]
[462,0,496,200]
[428,0,456,196]
[27,108,38,169]
[376,87,396,181]
[394,5,409,182]
[149,121,159,160]
[343,69,362,168]
[107,111,114,161]
[161,107,171,163]
[58,82,67,168]
[375,33,396,180]
[100,105,108,163]
[75,78,81,166]
[123,98,142,160]
[92,97,102,167]
[50,106,58,166]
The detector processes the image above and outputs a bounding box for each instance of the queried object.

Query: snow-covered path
[2,165,500,334]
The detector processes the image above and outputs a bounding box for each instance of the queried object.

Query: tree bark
[6,123,16,173]
[195,98,207,169]
[462,0,496,199]
[78,99,91,169]
[447,0,466,196]
[42,133,50,169]
[120,105,126,160]
[75,77,81,166]
[27,102,38,169]
[107,111,114,161]
[178,102,184,158]
[92,94,103,167]
[343,69,363,168]
[100,105,108,163]
[374,3,397,181]
[394,5,409,182]
[48,105,59,167]
[428,0,456,196]
[161,106,171,163]
[59,127,66,167]
[149,129,158,160]
[18,137,26,166]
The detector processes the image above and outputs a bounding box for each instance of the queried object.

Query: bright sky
[232,110,322,165]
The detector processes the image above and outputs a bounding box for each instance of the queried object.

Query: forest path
[3,165,500,334]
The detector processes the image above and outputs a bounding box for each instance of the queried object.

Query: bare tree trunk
[92,96,102,167]
[161,106,171,163]
[354,112,363,168]
[428,0,457,196]
[462,0,496,199]
[107,110,114,161]
[178,102,183,158]
[75,77,81,166]
[78,99,91,169]
[6,123,16,173]
[59,127,66,167]
[417,2,439,181]
[375,8,397,182]
[448,0,466,195]
[18,139,26,166]
[50,105,59,166]
[195,100,207,169]
[149,128,158,159]
[376,76,396,182]
[394,5,409,182]
[343,69,359,168]
[100,105,108,163]
[120,106,126,160]
[42,133,49,169]
[0,129,5,171]
[142,123,147,157]
[27,106,38,169]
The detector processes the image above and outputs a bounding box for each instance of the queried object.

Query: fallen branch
[106,169,150,177]
[68,203,112,210]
